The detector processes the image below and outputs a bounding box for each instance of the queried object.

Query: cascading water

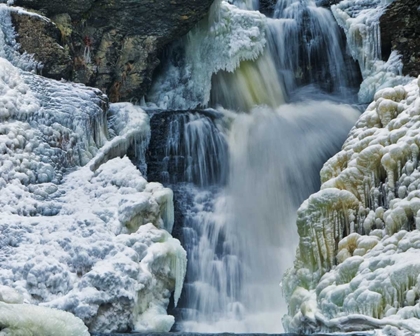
[146,0,361,332]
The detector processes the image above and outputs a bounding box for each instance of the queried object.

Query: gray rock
[380,0,420,77]
[12,0,215,102]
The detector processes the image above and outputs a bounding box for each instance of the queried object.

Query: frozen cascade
[331,0,413,102]
[3,0,409,333]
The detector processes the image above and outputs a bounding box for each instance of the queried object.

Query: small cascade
[147,111,228,187]
[146,110,233,329]
[210,0,361,112]
[268,0,360,96]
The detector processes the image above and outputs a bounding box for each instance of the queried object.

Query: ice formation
[331,0,412,103]
[0,6,186,333]
[283,78,420,334]
[0,4,40,71]
[147,0,267,110]
[0,285,89,336]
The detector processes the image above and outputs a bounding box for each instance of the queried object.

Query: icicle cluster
[284,78,420,334]
[147,0,267,110]
[331,0,412,103]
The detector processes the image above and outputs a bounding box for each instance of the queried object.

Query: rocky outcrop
[11,12,73,80]
[12,0,214,102]
[380,0,420,77]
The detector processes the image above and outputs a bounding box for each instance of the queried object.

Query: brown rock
[11,12,72,80]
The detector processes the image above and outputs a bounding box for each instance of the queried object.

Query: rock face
[380,0,420,77]
[11,0,214,102]
[10,12,73,80]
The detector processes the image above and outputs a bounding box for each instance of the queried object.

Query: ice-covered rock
[0,285,89,336]
[284,78,420,334]
[331,0,412,103]
[0,27,185,333]
[147,0,267,110]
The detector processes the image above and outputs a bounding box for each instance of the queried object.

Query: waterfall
[171,103,358,333]
[146,0,362,332]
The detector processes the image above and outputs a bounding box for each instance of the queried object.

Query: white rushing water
[177,103,359,332]
[148,0,361,332]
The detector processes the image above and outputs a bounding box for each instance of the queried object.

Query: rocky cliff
[380,0,420,78]
[11,0,214,102]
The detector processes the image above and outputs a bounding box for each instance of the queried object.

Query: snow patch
[0,286,89,336]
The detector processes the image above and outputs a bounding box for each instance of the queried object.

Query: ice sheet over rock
[283,78,420,334]
[331,0,412,103]
[0,34,185,333]
[147,0,267,110]
[0,286,90,336]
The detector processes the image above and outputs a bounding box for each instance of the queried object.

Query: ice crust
[331,0,412,103]
[0,7,186,332]
[283,78,420,334]
[147,0,267,110]
[0,4,39,71]
[0,286,90,336]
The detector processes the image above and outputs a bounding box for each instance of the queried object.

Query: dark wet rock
[12,0,214,102]
[315,0,341,7]
[380,0,420,77]
[259,0,277,16]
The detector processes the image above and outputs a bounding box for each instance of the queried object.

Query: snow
[147,0,267,110]
[283,78,420,334]
[0,9,186,332]
[331,0,412,103]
